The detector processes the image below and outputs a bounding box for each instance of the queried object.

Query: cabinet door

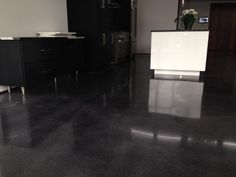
[67,39,85,72]
[67,0,100,34]
[99,7,113,32]
[24,61,54,86]
[21,39,55,63]
[22,38,65,86]
[0,41,25,86]
[50,38,67,76]
[88,33,112,70]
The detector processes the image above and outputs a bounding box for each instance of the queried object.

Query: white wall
[136,0,179,53]
[0,0,68,37]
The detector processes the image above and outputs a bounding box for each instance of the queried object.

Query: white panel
[155,70,200,76]
[150,31,209,71]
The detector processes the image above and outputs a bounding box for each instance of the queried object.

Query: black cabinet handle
[111,33,114,44]
[102,33,106,46]
[40,69,52,74]
[40,49,52,52]
[68,46,77,49]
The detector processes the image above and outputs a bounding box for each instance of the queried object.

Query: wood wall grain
[208,3,236,50]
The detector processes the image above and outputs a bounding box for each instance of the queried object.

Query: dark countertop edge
[0,36,85,40]
[151,30,209,32]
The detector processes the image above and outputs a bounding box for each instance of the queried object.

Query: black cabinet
[67,38,85,72]
[67,0,136,71]
[0,37,85,92]
[0,41,25,87]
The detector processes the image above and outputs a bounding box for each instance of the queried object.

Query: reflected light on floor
[157,134,181,142]
[131,129,181,142]
[131,129,154,138]
[223,141,236,149]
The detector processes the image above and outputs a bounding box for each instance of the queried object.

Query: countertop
[0,36,85,40]
[151,29,209,32]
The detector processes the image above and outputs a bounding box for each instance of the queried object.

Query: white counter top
[150,30,209,78]
[0,36,85,40]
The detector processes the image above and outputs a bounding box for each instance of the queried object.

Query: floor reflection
[0,61,133,150]
[0,94,78,149]
[0,54,236,176]
[148,79,204,119]
[204,51,236,92]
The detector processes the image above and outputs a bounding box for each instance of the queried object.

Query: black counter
[0,37,85,92]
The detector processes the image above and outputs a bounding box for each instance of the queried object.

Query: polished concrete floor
[0,53,236,177]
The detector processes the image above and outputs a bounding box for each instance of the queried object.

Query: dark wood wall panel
[208,3,236,50]
[204,51,236,92]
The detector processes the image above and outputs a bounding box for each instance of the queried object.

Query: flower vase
[184,22,194,30]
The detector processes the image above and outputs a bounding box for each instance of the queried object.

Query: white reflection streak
[132,130,236,149]
[158,134,181,142]
[203,140,218,146]
[188,137,193,142]
[223,141,236,149]
[131,129,153,138]
[188,137,218,146]
[131,129,182,142]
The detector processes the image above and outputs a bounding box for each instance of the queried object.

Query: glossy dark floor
[1,52,236,177]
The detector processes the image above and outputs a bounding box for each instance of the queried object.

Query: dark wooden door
[208,3,236,50]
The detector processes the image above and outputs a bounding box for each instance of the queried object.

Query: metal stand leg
[54,77,58,92]
[21,87,25,95]
[68,73,72,80]
[102,94,107,107]
[8,94,12,103]
[7,86,11,94]
[76,70,79,82]
[54,77,57,84]
[22,95,26,104]
[111,86,114,98]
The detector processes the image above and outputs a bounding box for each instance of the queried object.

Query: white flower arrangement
[175,8,198,30]
[182,9,198,18]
